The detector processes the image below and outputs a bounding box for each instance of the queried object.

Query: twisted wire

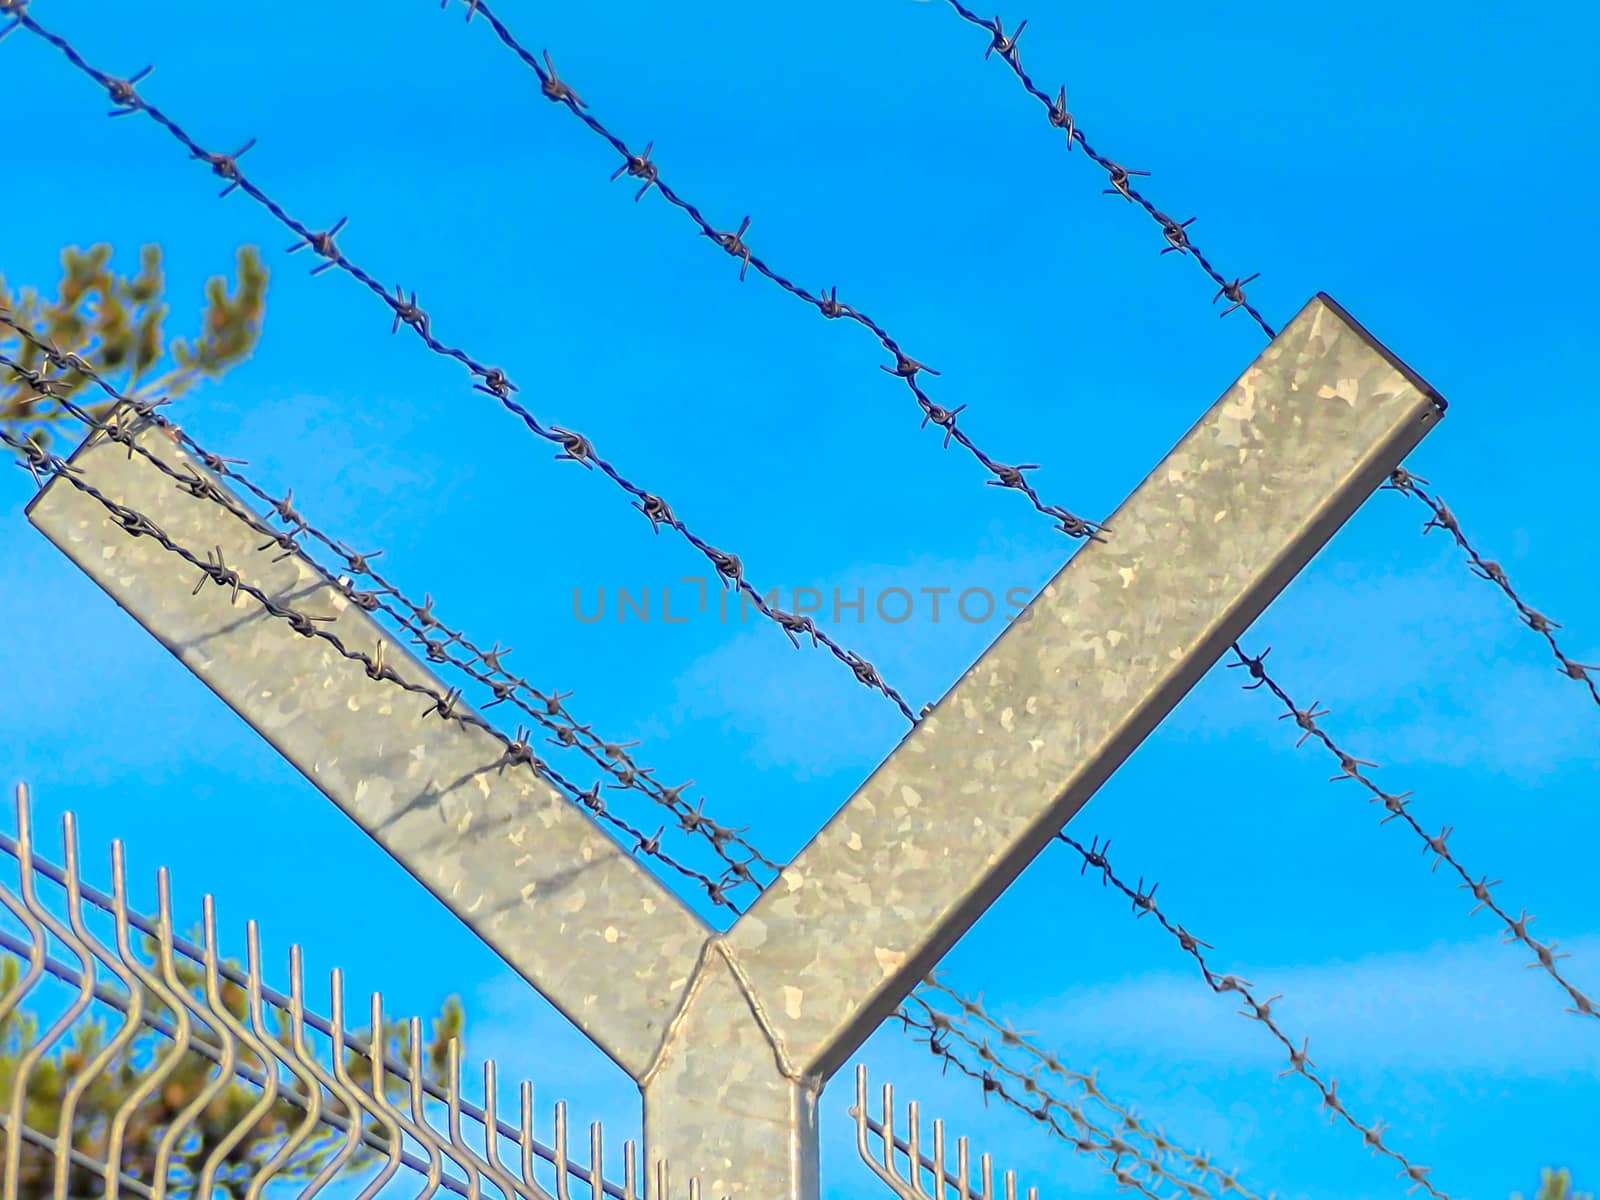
[1387,468,1598,709]
[937,2,1275,338]
[895,1000,1191,1200]
[2,314,780,909]
[916,979,1263,1200]
[1053,830,1447,1198]
[433,0,1103,542]
[1,4,915,721]
[1,415,752,913]
[1226,641,1598,1020]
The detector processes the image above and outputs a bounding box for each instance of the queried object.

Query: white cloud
[1009,934,1600,1078]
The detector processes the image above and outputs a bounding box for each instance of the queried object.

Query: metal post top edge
[1308,292,1450,415]
[21,403,162,522]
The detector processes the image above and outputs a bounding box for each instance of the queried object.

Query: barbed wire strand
[1050,830,1447,1199]
[893,999,1235,1200]
[937,2,1276,338]
[1224,640,1598,1021]
[0,2,916,722]
[914,980,1264,1200]
[906,987,1265,1200]
[0,416,758,916]
[1386,469,1598,709]
[1,319,780,911]
[431,0,1103,543]
[933,1,1595,710]
[0,6,1533,1193]
[0,338,1236,1197]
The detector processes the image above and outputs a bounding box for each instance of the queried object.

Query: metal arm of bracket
[25,421,710,1079]
[725,294,1446,1079]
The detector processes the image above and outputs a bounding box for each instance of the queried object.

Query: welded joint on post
[640,935,802,1088]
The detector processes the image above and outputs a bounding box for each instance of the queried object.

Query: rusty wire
[2,321,780,912]
[915,979,1264,1200]
[1050,830,1446,1199]
[0,419,770,921]
[932,2,1594,711]
[3,397,1231,1199]
[1386,468,1598,709]
[431,0,1103,544]
[1224,640,1599,1021]
[0,5,915,724]
[935,2,1276,339]
[2,317,1230,1195]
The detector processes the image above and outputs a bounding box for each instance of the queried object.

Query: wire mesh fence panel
[0,787,670,1200]
[850,1067,1039,1200]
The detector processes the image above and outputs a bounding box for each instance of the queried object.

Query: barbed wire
[932,2,1596,711]
[907,987,1266,1200]
[915,980,1266,1200]
[935,2,1276,338]
[894,1002,1214,1200]
[1050,830,1447,1199]
[0,331,1237,1194]
[1,316,781,911]
[1386,468,1598,709]
[0,418,765,916]
[430,0,1103,544]
[4,6,1564,1194]
[1224,639,1598,1021]
[434,4,1587,1150]
[0,3,916,723]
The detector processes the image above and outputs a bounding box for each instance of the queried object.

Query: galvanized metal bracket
[28,294,1445,1200]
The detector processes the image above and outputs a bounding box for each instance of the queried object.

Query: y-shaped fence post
[29,295,1444,1200]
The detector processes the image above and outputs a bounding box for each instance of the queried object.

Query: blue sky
[2,0,1597,1198]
